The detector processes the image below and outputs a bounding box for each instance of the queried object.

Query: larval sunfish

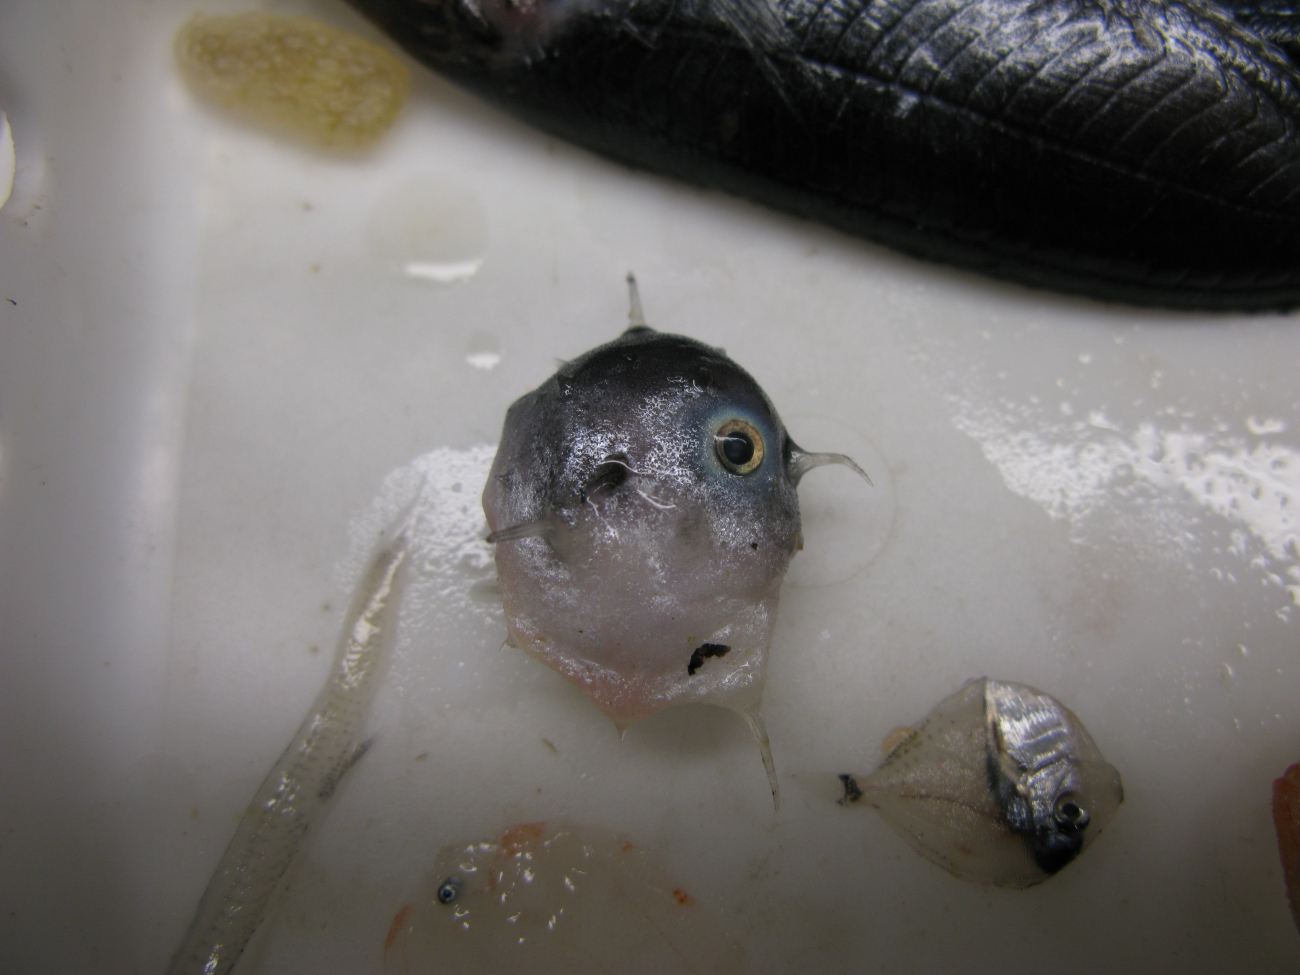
[383,820,750,974]
[840,678,1124,888]
[483,278,868,802]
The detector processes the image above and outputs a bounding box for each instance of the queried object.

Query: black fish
[350,0,1300,309]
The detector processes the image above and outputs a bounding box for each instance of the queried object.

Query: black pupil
[721,432,754,467]
[436,880,459,904]
[1059,802,1082,823]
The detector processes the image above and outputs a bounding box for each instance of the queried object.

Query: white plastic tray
[2,1,1297,972]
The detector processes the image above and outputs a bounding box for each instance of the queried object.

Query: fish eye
[714,419,764,475]
[1054,798,1089,830]
[436,877,463,905]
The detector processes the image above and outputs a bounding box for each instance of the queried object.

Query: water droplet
[466,330,502,370]
[1247,416,1287,435]
[368,174,488,285]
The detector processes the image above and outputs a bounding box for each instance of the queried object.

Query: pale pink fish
[483,278,867,801]
[384,820,750,975]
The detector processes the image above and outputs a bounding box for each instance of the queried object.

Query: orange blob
[385,904,412,955]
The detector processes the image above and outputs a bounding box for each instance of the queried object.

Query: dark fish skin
[351,0,1300,309]
[1228,0,1300,61]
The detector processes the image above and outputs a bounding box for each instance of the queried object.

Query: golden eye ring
[715,419,764,475]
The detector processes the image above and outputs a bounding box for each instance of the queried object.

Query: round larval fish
[839,678,1124,888]
[383,820,750,974]
[482,278,867,801]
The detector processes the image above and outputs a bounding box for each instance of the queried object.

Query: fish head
[984,680,1125,880]
[483,325,809,729]
[1015,760,1124,875]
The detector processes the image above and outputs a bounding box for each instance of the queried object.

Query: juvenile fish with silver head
[839,678,1123,888]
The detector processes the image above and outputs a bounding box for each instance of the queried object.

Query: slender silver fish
[839,678,1124,888]
[165,530,409,975]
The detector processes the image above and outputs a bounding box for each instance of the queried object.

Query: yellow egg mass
[175,12,410,149]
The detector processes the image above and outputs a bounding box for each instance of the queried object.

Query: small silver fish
[483,277,867,801]
[839,678,1123,888]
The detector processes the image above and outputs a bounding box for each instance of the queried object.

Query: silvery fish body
[483,284,864,798]
[841,678,1123,888]
[166,531,410,975]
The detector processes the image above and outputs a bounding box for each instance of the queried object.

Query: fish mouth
[1028,829,1085,875]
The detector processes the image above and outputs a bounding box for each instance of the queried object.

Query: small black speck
[838,774,863,805]
[687,642,730,675]
[750,542,758,550]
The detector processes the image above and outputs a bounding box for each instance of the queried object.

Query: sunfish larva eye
[715,418,764,474]
[435,878,462,905]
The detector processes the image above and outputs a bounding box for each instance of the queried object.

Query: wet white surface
[2,1,1299,972]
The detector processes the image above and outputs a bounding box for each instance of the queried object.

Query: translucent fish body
[383,821,749,975]
[483,313,864,741]
[843,678,1123,888]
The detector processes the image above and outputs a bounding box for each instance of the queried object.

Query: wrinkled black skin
[351,0,1300,309]
[350,0,1300,309]
[1229,0,1300,59]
